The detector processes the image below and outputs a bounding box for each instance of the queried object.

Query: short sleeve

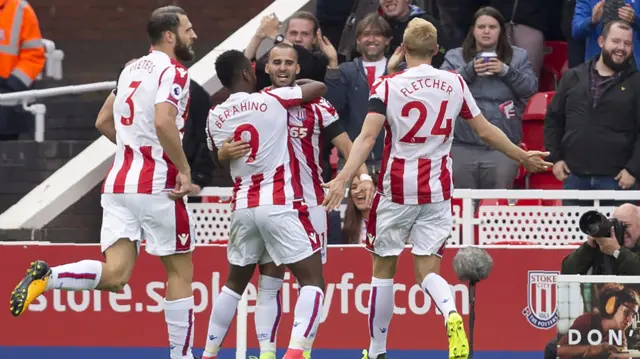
[156,64,189,108]
[206,107,225,151]
[314,98,339,129]
[263,86,303,108]
[368,77,388,116]
[456,75,481,120]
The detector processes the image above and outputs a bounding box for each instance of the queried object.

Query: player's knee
[298,274,325,292]
[101,263,133,292]
[372,255,398,279]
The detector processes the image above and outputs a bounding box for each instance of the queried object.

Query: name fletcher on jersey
[400,77,454,97]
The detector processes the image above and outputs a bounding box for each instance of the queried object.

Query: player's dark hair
[268,42,298,62]
[147,6,187,45]
[216,50,250,89]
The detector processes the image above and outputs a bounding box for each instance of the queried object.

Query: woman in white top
[342,176,376,244]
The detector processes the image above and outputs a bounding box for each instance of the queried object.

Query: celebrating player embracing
[203,47,328,359]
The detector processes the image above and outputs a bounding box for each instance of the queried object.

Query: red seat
[542,199,563,206]
[330,147,338,179]
[491,241,540,245]
[527,168,563,189]
[543,41,568,78]
[522,92,554,151]
[516,199,543,205]
[542,41,568,90]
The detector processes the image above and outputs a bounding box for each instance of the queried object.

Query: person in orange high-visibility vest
[0,0,45,140]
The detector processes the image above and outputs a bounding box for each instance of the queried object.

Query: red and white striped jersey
[102,51,191,194]
[287,97,339,207]
[369,64,481,205]
[206,86,304,210]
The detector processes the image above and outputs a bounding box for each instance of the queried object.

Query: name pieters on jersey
[102,50,191,194]
[368,66,476,205]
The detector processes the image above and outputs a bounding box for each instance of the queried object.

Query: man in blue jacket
[573,0,640,69]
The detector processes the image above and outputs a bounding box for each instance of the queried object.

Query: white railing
[0,82,116,142]
[0,38,66,142]
[195,188,640,246]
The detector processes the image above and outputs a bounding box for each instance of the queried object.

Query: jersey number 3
[120,81,142,126]
[399,100,452,143]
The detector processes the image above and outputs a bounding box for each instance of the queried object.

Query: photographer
[562,204,640,275]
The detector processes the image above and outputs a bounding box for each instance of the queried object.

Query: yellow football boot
[9,260,51,317]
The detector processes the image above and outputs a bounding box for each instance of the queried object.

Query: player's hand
[615,168,636,190]
[387,46,405,74]
[169,171,192,200]
[321,177,347,211]
[190,183,202,196]
[317,29,338,68]
[552,160,570,181]
[218,136,250,161]
[520,151,553,173]
[356,177,375,208]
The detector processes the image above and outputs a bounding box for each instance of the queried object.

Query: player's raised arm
[457,75,552,172]
[322,111,384,210]
[294,78,327,103]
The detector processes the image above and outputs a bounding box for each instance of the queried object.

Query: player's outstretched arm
[155,102,192,199]
[467,113,553,172]
[295,79,327,103]
[322,113,384,210]
[95,92,117,144]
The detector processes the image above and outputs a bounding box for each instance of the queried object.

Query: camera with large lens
[579,210,626,245]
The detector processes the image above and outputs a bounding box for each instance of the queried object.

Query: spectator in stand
[440,7,537,192]
[244,12,328,91]
[342,175,377,244]
[315,0,355,63]
[563,0,587,68]
[338,0,449,67]
[321,13,392,174]
[182,80,216,193]
[573,0,640,70]
[0,0,45,141]
[435,0,482,49]
[544,20,640,206]
[489,0,548,76]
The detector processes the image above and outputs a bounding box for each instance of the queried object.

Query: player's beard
[174,36,195,62]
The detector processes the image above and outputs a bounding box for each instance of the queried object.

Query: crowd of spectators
[175,0,640,244]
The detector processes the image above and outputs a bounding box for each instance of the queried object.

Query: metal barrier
[0,38,71,142]
[194,188,640,246]
[0,81,116,142]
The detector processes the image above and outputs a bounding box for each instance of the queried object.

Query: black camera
[579,210,626,246]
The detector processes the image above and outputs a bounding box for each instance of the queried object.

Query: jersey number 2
[233,124,260,163]
[399,100,452,143]
[120,81,142,126]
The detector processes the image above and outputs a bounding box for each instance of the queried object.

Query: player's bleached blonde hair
[402,18,437,58]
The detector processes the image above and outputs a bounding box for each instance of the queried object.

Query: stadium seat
[330,147,338,179]
[527,168,563,189]
[538,65,556,92]
[522,91,554,151]
[543,41,568,78]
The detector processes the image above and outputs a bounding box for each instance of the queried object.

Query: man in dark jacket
[321,13,392,175]
[244,11,328,91]
[544,20,640,206]
[182,79,215,193]
[561,204,640,275]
